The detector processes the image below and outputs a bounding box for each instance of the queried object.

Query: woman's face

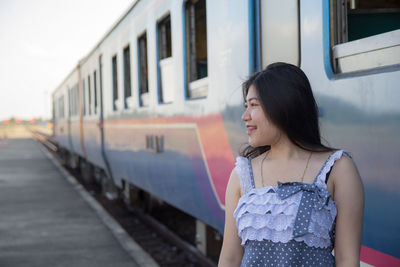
[242,85,281,147]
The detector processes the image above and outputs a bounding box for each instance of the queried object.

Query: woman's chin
[248,138,269,148]
[248,139,260,148]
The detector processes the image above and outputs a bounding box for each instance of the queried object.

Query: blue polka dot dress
[233,150,350,266]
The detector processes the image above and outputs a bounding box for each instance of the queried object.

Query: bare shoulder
[331,152,359,179]
[229,168,240,184]
[226,168,242,198]
[331,152,364,263]
[329,152,364,199]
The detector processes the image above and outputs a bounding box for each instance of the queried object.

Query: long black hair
[241,62,333,158]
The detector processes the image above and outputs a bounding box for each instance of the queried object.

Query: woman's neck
[268,135,306,161]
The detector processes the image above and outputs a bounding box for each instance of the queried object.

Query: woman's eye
[244,102,258,108]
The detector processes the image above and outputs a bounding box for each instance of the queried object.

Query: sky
[0,0,134,121]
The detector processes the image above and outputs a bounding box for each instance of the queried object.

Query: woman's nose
[242,109,250,121]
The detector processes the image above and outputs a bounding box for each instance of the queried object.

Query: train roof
[52,0,140,98]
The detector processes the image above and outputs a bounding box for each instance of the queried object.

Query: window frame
[325,0,400,78]
[137,31,149,107]
[88,75,91,115]
[183,0,209,100]
[156,12,173,104]
[111,54,119,111]
[82,79,86,116]
[123,44,132,109]
[93,70,97,114]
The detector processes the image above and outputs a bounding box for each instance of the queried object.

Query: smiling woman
[218,63,364,267]
[241,87,281,149]
[241,63,332,159]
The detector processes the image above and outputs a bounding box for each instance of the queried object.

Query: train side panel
[80,51,107,170]
[95,0,249,232]
[300,0,400,262]
[68,70,84,158]
[53,70,78,154]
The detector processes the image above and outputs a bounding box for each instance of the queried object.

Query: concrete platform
[0,138,158,267]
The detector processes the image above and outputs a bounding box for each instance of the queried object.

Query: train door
[67,87,74,154]
[98,54,113,180]
[252,0,300,71]
[52,99,55,137]
[78,66,86,159]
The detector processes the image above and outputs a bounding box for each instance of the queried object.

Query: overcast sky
[0,0,134,121]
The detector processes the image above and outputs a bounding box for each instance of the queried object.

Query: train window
[258,0,299,69]
[158,16,172,59]
[185,0,208,99]
[68,88,72,117]
[58,96,64,119]
[62,96,64,118]
[138,32,149,107]
[157,14,174,103]
[82,79,86,116]
[123,45,132,109]
[58,96,61,119]
[59,96,63,119]
[62,96,64,119]
[75,85,78,116]
[76,85,79,116]
[71,88,74,116]
[93,70,97,114]
[71,84,78,117]
[330,0,400,73]
[54,100,57,119]
[112,55,118,111]
[69,86,77,117]
[88,75,91,115]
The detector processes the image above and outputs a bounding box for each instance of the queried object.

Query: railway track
[31,130,217,267]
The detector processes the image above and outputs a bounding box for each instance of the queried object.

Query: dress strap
[314,150,351,185]
[247,158,256,189]
[235,157,255,194]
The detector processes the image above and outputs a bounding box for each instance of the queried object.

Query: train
[51,0,400,265]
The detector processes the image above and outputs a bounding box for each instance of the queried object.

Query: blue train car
[52,0,400,265]
[52,68,84,167]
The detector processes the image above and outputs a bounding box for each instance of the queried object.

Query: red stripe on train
[361,245,400,266]
[196,114,235,206]
[105,113,235,206]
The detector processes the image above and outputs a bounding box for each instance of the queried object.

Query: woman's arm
[331,155,365,267]
[218,169,244,267]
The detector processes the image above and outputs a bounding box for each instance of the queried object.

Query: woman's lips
[246,125,257,135]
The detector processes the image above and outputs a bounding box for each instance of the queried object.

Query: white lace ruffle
[237,213,294,232]
[241,224,294,244]
[234,189,302,218]
[315,150,348,187]
[234,201,299,219]
[240,223,333,248]
[234,191,336,247]
[233,153,341,248]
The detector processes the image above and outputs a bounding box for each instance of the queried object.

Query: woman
[218,63,364,266]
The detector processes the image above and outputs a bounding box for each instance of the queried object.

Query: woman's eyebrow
[245,97,259,102]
